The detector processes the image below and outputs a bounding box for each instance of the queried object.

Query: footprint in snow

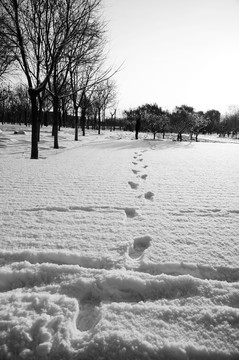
[132,169,140,174]
[144,191,154,200]
[124,207,138,218]
[77,304,100,332]
[143,165,148,169]
[128,181,139,190]
[129,235,152,259]
[141,174,147,180]
[132,162,138,165]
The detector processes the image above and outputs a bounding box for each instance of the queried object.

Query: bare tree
[91,79,117,134]
[0,0,105,158]
[0,12,16,80]
[110,108,116,131]
[70,66,99,140]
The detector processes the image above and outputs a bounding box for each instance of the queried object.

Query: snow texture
[0,125,239,359]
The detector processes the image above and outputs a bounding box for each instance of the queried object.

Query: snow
[0,124,239,359]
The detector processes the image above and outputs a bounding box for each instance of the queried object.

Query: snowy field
[0,124,239,359]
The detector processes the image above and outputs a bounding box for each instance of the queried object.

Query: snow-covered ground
[0,124,239,359]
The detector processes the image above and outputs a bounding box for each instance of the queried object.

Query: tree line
[2,87,239,143]
[122,103,239,141]
[0,0,117,158]
[0,80,117,133]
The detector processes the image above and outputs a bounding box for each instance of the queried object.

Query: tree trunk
[37,94,44,142]
[62,104,67,127]
[93,111,97,129]
[29,89,38,159]
[44,112,48,127]
[177,132,182,141]
[58,111,62,131]
[135,118,141,140]
[74,107,79,141]
[37,118,41,142]
[53,96,59,149]
[81,107,86,136]
[86,115,90,129]
[98,109,101,135]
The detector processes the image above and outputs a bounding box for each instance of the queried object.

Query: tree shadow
[89,138,195,151]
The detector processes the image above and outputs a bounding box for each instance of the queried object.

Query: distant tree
[0,85,9,123]
[135,110,141,139]
[123,107,142,139]
[123,104,170,139]
[70,67,97,140]
[92,79,117,134]
[109,108,117,131]
[0,84,31,125]
[204,109,221,134]
[123,109,137,132]
[141,104,169,139]
[80,90,92,136]
[189,111,208,142]
[170,105,194,141]
[221,106,239,138]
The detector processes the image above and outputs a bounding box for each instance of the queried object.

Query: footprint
[141,174,147,180]
[132,162,138,165]
[128,181,139,190]
[129,235,152,259]
[143,165,148,169]
[132,169,140,174]
[228,210,239,214]
[77,304,100,332]
[134,235,152,249]
[139,159,143,162]
[125,208,138,218]
[144,191,154,200]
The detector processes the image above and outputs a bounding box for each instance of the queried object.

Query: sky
[102,0,239,116]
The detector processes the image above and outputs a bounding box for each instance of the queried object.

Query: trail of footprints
[129,150,154,200]
[126,149,154,259]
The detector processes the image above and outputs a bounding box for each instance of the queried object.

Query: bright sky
[102,0,239,116]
